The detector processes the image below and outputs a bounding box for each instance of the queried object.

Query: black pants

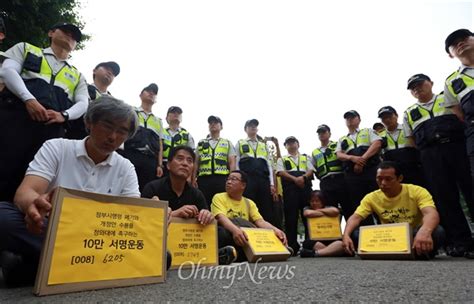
[350,225,446,259]
[0,103,64,201]
[217,226,247,262]
[118,149,157,192]
[345,165,378,226]
[420,141,473,248]
[282,184,311,252]
[197,175,227,209]
[243,173,275,226]
[0,202,43,278]
[319,174,352,221]
[399,163,426,188]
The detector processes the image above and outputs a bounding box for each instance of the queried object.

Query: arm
[192,152,200,187]
[14,175,52,234]
[342,214,364,255]
[156,140,164,177]
[413,206,440,256]
[215,214,248,246]
[450,104,465,122]
[254,218,287,245]
[361,140,382,161]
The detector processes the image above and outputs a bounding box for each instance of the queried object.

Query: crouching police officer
[377,106,425,187]
[336,110,383,225]
[403,73,474,257]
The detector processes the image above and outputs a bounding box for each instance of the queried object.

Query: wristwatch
[61,111,69,122]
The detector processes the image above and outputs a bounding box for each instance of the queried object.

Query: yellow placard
[307,216,342,240]
[241,228,288,253]
[167,219,217,268]
[48,197,164,284]
[359,224,409,252]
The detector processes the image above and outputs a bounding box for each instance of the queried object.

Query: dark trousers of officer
[197,174,227,208]
[466,125,474,221]
[243,173,275,227]
[0,102,64,201]
[345,165,378,226]
[399,163,426,188]
[0,202,43,283]
[282,183,311,253]
[118,149,157,192]
[319,173,352,221]
[420,141,473,248]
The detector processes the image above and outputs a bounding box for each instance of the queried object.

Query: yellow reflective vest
[198,138,231,176]
[162,128,190,160]
[21,43,81,111]
[312,141,343,179]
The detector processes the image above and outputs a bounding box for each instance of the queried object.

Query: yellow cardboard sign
[48,197,164,284]
[359,224,409,252]
[167,218,218,268]
[307,216,342,240]
[241,228,288,253]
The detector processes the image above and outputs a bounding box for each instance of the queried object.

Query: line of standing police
[0,22,473,257]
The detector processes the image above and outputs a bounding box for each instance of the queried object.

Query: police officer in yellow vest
[119,83,164,192]
[311,124,352,221]
[162,106,195,176]
[236,119,277,226]
[444,30,474,230]
[276,136,314,254]
[65,61,121,140]
[377,105,425,187]
[0,22,88,201]
[193,115,236,206]
[403,73,474,257]
[336,110,382,226]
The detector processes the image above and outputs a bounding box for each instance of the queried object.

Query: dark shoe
[286,246,295,257]
[300,248,317,258]
[0,251,35,287]
[166,250,172,270]
[446,246,466,257]
[218,246,237,265]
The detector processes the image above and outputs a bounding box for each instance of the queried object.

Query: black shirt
[142,176,208,211]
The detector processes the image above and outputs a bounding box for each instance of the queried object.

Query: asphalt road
[1,255,473,303]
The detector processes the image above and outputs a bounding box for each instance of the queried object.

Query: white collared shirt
[26,138,140,197]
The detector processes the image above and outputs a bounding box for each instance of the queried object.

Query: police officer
[193,115,236,206]
[444,29,474,221]
[403,73,474,257]
[161,106,195,176]
[311,124,352,220]
[336,110,382,225]
[377,106,425,187]
[119,83,163,192]
[0,22,88,201]
[236,119,277,226]
[65,61,121,140]
[276,136,313,254]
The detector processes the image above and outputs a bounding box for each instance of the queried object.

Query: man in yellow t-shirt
[342,161,445,259]
[211,170,287,262]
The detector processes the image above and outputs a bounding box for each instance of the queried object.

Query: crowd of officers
[1,22,474,258]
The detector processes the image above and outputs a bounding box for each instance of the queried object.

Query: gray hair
[83,96,139,138]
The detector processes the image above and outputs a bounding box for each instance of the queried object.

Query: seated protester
[0,97,140,287]
[142,145,212,224]
[300,190,346,258]
[211,170,288,263]
[342,161,446,259]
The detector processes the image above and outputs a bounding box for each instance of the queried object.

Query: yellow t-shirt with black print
[211,193,263,222]
[355,184,436,228]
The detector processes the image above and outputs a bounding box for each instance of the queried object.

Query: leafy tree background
[1,0,88,51]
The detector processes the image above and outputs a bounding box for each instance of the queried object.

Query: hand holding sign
[173,205,199,218]
[232,228,249,247]
[25,192,54,234]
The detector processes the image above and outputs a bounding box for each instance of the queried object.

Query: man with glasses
[211,170,288,262]
[0,97,140,286]
[0,22,88,201]
[161,106,195,176]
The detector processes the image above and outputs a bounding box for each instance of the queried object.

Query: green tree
[1,0,87,50]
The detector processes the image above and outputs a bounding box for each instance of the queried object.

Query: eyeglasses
[226,176,242,182]
[97,121,129,137]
